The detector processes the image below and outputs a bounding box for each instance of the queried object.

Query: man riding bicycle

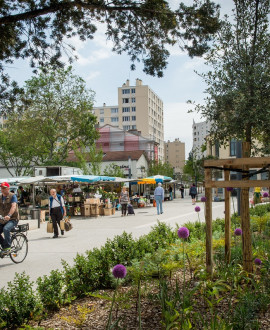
[0,182,19,256]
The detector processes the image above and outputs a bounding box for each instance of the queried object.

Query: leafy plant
[0,272,42,327]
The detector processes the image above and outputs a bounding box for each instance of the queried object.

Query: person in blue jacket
[49,189,66,238]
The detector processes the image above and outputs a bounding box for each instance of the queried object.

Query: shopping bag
[47,221,53,233]
[64,216,73,231]
[60,220,65,230]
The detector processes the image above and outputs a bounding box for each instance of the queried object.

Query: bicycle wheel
[10,233,28,263]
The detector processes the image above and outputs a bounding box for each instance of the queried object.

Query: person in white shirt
[49,189,66,238]
[154,183,164,215]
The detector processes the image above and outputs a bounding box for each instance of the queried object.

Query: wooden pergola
[204,155,270,274]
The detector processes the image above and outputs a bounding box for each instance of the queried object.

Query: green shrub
[0,272,42,327]
[36,269,74,311]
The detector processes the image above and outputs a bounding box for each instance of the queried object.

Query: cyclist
[0,182,19,256]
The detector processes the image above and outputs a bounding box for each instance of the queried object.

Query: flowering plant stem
[138,278,142,330]
[106,278,119,330]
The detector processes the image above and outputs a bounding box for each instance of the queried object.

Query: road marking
[135,204,225,229]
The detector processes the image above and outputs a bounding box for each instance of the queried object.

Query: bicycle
[0,220,29,263]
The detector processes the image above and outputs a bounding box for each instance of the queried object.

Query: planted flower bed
[1,204,270,329]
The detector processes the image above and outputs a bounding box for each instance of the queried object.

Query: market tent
[19,176,70,184]
[71,175,116,183]
[137,178,156,184]
[0,177,30,184]
[148,175,172,183]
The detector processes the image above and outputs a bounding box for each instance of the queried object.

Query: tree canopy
[147,159,174,178]
[190,0,270,156]
[0,0,220,110]
[0,66,98,176]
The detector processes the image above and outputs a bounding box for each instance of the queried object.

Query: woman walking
[189,183,197,205]
[120,186,129,216]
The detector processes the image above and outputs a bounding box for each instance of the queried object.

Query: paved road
[0,197,229,288]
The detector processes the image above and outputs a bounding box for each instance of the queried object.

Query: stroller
[127,203,135,215]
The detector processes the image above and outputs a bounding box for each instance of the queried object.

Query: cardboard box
[104,208,112,216]
[74,196,81,202]
[41,199,49,207]
[98,205,104,215]
[84,205,91,216]
[90,204,99,217]
[68,196,74,202]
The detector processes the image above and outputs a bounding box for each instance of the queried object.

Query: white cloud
[85,71,101,81]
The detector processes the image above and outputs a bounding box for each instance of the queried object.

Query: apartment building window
[111,108,118,113]
[111,117,119,122]
[131,116,136,121]
[230,139,237,156]
[131,97,136,103]
[122,89,130,94]
[131,88,136,93]
[122,98,129,103]
[100,118,104,123]
[132,125,136,129]
[132,107,136,112]
[122,107,130,112]
[123,125,131,130]
[123,116,130,121]
[100,109,104,114]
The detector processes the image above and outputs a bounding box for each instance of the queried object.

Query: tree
[190,0,270,155]
[0,0,220,110]
[73,144,103,175]
[147,160,174,178]
[103,163,125,178]
[190,0,270,273]
[0,66,98,175]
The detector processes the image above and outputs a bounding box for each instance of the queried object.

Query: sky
[6,0,234,158]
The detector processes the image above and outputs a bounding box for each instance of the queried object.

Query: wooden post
[224,167,231,263]
[241,142,253,273]
[205,168,213,275]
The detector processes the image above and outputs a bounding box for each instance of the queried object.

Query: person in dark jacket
[189,183,197,205]
[49,189,66,238]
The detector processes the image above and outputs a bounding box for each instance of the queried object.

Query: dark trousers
[181,190,184,198]
[0,220,17,248]
[50,207,63,236]
[121,203,127,215]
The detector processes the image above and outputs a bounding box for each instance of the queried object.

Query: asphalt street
[0,196,231,289]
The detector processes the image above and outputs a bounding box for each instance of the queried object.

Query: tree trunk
[241,141,253,273]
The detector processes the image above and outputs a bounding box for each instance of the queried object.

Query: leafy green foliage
[103,163,125,178]
[0,66,98,174]
[0,0,220,110]
[36,269,75,311]
[147,160,174,177]
[191,0,270,153]
[0,272,42,327]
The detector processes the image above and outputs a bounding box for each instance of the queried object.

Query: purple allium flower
[201,196,207,202]
[177,227,190,239]
[195,206,201,212]
[263,192,269,198]
[234,228,242,236]
[112,264,127,278]
[226,187,233,192]
[254,258,262,266]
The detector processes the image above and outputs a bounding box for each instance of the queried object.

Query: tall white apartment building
[93,79,164,160]
[192,120,212,159]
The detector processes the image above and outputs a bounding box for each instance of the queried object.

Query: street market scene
[0,0,270,329]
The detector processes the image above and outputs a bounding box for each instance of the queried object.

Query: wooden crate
[67,196,74,202]
[85,198,100,205]
[84,205,91,216]
[74,196,81,202]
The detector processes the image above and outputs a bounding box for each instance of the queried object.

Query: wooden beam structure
[224,168,231,263]
[204,155,269,274]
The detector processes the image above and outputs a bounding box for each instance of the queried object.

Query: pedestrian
[169,186,173,201]
[18,186,29,205]
[0,182,19,256]
[154,182,164,215]
[49,188,66,238]
[120,186,129,216]
[189,183,197,205]
[180,184,185,198]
